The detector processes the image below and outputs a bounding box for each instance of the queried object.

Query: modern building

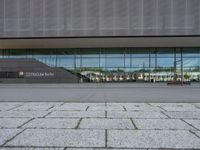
[0,0,200,83]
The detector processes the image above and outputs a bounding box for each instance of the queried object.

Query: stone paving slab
[66,148,144,150]
[79,118,134,129]
[13,103,54,111]
[6,129,105,147]
[87,106,124,111]
[183,119,200,130]
[124,103,162,111]
[22,118,79,129]
[47,111,105,118]
[0,148,63,150]
[107,111,168,119]
[150,103,195,107]
[0,103,22,111]
[0,118,30,128]
[133,119,194,130]
[108,130,200,149]
[0,129,22,146]
[1,102,200,149]
[0,111,49,118]
[164,111,200,119]
[160,106,200,112]
[52,103,96,111]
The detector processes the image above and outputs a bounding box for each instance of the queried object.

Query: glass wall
[0,48,199,82]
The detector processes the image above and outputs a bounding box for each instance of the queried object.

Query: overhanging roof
[0,37,200,49]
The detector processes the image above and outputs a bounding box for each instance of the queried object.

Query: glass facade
[0,48,200,82]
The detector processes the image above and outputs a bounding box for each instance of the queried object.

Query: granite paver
[183,119,200,130]
[108,130,200,148]
[0,111,49,118]
[107,111,168,119]
[1,102,200,149]
[47,111,105,118]
[164,111,200,119]
[0,129,22,146]
[0,118,30,128]
[22,118,79,129]
[6,129,105,147]
[79,118,134,129]
[133,119,195,130]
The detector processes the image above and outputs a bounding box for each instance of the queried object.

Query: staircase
[0,58,80,83]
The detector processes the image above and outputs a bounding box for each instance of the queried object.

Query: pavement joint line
[60,102,66,106]
[42,111,53,118]
[17,118,35,128]
[46,105,55,111]
[75,118,82,129]
[160,111,171,118]
[123,106,127,111]
[85,106,89,111]
[180,119,199,130]
[189,130,200,139]
[105,129,108,148]
[130,118,138,129]
[1,128,27,147]
[157,106,167,111]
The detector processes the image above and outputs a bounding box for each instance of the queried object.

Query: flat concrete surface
[0,83,200,102]
[0,102,200,149]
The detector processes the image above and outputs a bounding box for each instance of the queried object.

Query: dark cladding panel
[4,0,19,37]
[70,0,86,36]
[129,0,142,35]
[172,0,187,34]
[32,0,44,37]
[157,0,171,35]
[85,0,99,36]
[143,0,157,35]
[19,0,31,37]
[44,0,59,36]
[0,0,4,36]
[99,0,114,36]
[113,0,129,35]
[0,0,200,38]
[187,0,199,34]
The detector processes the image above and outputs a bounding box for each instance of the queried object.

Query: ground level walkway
[0,102,200,149]
[0,83,200,102]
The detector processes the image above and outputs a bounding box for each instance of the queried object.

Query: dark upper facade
[0,0,200,38]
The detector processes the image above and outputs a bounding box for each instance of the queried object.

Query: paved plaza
[0,102,200,149]
[0,83,200,102]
